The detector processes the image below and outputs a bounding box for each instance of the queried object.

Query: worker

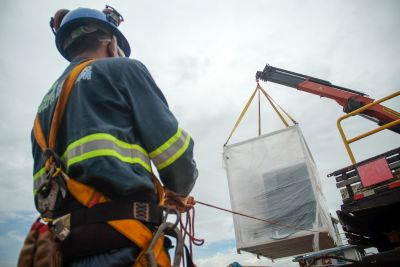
[31,5,198,267]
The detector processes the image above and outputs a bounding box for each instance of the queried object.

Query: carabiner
[145,222,184,267]
[162,207,180,230]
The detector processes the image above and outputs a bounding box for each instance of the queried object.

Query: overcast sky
[1,0,399,266]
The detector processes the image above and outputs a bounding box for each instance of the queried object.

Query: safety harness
[33,59,172,267]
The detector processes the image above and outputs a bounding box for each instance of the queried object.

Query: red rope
[175,198,322,267]
[178,206,205,267]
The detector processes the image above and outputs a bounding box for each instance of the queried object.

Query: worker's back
[33,57,197,201]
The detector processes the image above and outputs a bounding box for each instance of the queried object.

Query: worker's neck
[73,50,109,60]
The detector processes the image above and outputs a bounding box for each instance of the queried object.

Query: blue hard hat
[53,6,131,61]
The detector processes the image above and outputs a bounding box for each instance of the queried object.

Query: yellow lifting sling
[33,59,170,267]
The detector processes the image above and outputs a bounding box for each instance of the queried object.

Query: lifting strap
[33,59,170,267]
[224,82,297,145]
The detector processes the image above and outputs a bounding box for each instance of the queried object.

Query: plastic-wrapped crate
[223,125,337,259]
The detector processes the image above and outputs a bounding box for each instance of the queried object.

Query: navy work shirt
[32,57,198,206]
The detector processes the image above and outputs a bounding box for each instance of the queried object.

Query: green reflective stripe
[33,167,47,196]
[66,149,152,172]
[150,128,190,170]
[149,128,183,158]
[154,131,191,170]
[61,133,151,172]
[150,129,186,165]
[33,167,47,181]
[62,133,148,159]
[63,139,150,167]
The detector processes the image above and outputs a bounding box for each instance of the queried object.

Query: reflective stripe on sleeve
[61,133,151,172]
[33,167,47,195]
[149,127,191,170]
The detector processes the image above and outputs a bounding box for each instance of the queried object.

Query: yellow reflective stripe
[33,167,47,195]
[62,133,148,159]
[157,133,191,170]
[66,149,152,172]
[33,167,47,181]
[60,133,151,171]
[149,128,183,158]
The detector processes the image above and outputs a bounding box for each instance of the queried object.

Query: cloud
[0,211,37,224]
[1,0,400,265]
[0,211,36,265]
[195,247,297,267]
[6,230,25,243]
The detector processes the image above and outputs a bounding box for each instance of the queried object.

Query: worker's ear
[107,37,119,58]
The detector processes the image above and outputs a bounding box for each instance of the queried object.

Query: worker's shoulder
[93,57,149,74]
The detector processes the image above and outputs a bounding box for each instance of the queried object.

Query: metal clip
[145,222,184,267]
[52,213,71,241]
[162,208,180,230]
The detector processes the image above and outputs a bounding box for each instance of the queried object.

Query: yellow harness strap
[33,59,170,267]
[66,178,170,267]
[224,85,259,145]
[224,82,298,145]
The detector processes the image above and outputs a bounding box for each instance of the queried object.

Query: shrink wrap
[223,125,337,259]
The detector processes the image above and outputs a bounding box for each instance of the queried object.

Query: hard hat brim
[56,16,131,61]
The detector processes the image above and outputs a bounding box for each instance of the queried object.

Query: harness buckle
[52,213,71,241]
[133,202,150,222]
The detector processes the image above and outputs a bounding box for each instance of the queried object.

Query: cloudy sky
[1,0,399,266]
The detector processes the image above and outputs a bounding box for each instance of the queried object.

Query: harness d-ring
[162,207,180,230]
[145,222,184,267]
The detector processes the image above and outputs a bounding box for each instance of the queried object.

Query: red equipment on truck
[256,65,400,265]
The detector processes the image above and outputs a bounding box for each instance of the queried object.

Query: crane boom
[256,65,400,134]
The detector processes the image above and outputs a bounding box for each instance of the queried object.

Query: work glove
[163,189,195,213]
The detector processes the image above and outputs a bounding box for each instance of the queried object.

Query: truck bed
[328,147,400,251]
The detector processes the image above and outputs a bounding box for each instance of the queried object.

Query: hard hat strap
[62,24,112,50]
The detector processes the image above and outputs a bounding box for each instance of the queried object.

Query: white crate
[223,125,338,259]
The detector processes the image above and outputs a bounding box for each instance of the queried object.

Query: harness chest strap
[33,59,170,267]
